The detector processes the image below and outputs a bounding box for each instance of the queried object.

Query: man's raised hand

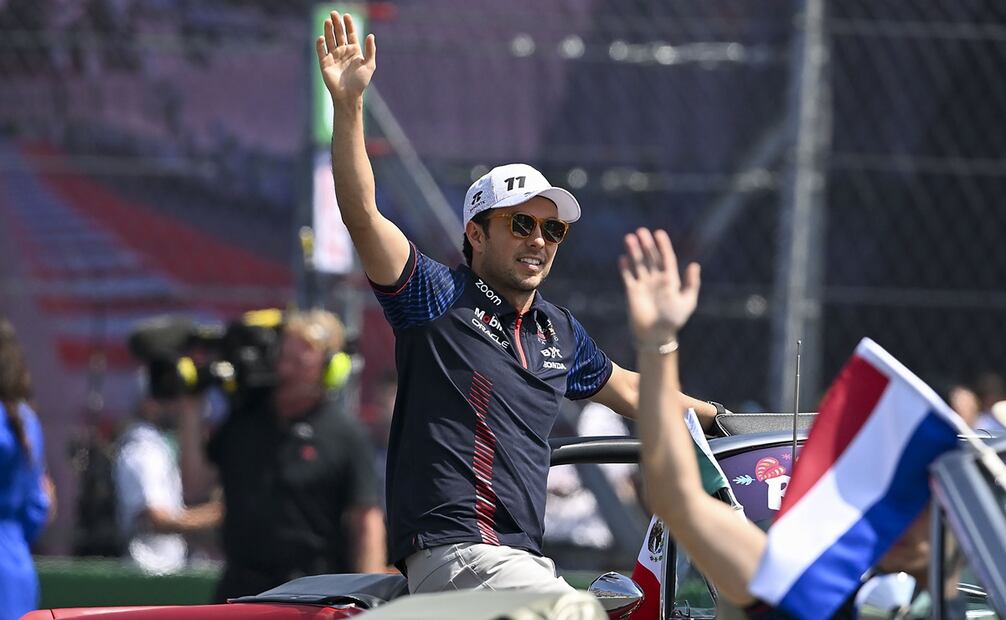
[316,12,376,105]
[619,228,701,346]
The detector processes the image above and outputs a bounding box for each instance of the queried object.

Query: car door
[930,438,1006,618]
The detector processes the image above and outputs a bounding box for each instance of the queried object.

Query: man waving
[315,12,718,593]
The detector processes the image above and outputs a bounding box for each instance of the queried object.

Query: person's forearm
[332,100,379,232]
[351,507,386,573]
[179,501,222,531]
[680,394,718,431]
[147,499,222,534]
[637,350,704,521]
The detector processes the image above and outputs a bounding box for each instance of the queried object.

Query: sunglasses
[485,212,570,244]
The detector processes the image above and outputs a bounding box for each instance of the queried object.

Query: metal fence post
[771,0,831,411]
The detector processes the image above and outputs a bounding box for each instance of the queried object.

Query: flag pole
[659,525,670,620]
[791,340,801,465]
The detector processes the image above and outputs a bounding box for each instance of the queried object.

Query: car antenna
[791,340,801,466]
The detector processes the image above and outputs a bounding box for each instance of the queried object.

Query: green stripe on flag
[684,408,739,504]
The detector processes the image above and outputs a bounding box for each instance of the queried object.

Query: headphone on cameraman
[273,308,353,392]
[321,349,353,391]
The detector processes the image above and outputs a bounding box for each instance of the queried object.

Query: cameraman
[187,310,385,601]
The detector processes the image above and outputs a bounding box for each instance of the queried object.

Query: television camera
[127,310,286,405]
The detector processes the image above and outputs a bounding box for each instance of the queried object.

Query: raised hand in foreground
[619,228,700,350]
[620,228,765,607]
[315,11,376,105]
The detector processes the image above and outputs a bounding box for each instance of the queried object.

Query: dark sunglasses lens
[542,219,567,243]
[510,213,536,238]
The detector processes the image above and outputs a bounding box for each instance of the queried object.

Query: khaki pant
[405,543,575,594]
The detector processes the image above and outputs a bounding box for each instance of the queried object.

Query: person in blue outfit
[315,12,719,594]
[0,318,51,620]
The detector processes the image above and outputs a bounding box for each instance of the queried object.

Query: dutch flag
[748,338,966,619]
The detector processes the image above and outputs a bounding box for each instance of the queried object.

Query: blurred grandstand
[1,0,1005,565]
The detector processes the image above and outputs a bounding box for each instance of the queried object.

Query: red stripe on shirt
[469,372,500,545]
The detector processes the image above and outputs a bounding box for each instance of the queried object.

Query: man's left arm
[591,364,720,431]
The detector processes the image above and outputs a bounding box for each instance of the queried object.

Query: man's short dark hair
[462,210,492,266]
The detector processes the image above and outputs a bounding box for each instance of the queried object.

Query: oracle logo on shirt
[471,307,509,349]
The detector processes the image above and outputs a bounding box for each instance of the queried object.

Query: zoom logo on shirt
[475,279,502,306]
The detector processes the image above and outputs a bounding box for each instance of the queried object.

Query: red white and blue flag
[748,338,966,620]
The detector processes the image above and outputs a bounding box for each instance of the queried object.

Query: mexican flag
[629,408,742,619]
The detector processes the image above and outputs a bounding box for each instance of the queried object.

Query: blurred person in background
[0,318,53,620]
[929,377,981,429]
[974,371,1006,433]
[975,370,1005,415]
[544,402,638,558]
[931,374,1003,435]
[190,309,385,601]
[113,383,222,575]
[316,12,719,594]
[947,383,981,424]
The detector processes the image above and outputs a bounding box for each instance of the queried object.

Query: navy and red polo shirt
[371,243,613,568]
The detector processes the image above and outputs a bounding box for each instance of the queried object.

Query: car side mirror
[588,572,644,620]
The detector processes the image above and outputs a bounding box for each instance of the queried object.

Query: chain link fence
[0,0,1003,557]
[820,0,1006,411]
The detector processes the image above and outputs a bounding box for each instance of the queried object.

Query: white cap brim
[490,187,581,223]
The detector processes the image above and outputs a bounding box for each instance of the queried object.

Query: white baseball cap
[463,163,581,226]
